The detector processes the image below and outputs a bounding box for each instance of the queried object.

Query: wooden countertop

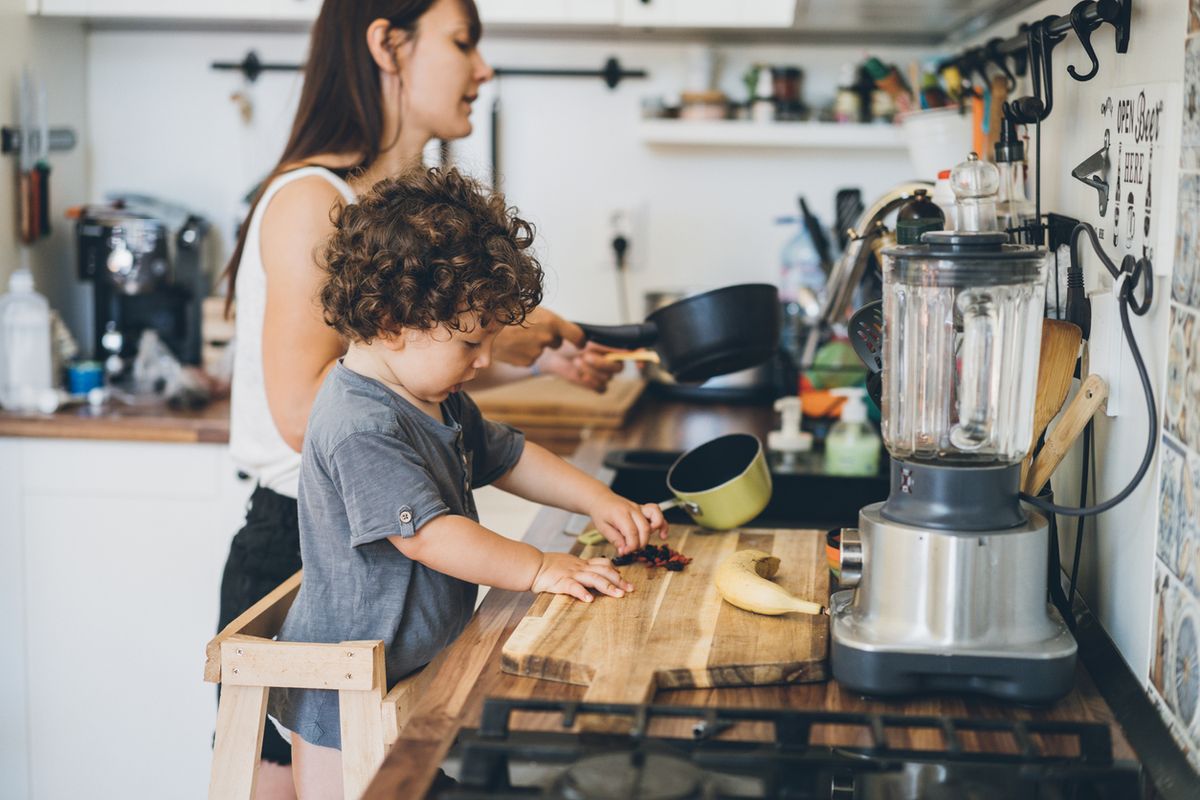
[363,397,1138,799]
[0,398,232,444]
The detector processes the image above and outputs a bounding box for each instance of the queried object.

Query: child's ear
[377,331,407,352]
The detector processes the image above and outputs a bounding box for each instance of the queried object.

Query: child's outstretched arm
[491,441,668,555]
[388,516,633,603]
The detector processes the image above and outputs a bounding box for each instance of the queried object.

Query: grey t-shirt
[269,362,524,748]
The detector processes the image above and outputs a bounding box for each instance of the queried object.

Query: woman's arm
[259,176,348,452]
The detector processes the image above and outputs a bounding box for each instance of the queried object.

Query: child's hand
[532,552,634,602]
[587,492,669,556]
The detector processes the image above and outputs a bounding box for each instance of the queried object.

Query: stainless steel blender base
[830,503,1078,703]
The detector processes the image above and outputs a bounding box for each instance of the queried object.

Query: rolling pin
[1023,374,1109,496]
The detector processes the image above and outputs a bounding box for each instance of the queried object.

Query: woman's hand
[492,307,585,367]
[587,492,668,556]
[532,553,633,602]
[536,342,624,393]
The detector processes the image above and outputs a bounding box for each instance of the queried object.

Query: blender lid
[882,230,1047,284]
[883,230,1045,260]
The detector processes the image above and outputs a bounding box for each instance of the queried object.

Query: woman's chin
[437,119,473,141]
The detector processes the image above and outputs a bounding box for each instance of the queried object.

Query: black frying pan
[576,283,781,383]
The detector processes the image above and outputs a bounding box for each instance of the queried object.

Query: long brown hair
[222,0,482,313]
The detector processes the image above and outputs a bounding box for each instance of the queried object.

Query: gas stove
[431,699,1143,799]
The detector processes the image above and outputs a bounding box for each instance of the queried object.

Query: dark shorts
[218,484,303,766]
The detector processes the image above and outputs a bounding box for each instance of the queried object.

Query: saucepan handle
[576,322,659,349]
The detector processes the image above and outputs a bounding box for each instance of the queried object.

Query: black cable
[1067,420,1092,603]
[1035,119,1043,244]
[1021,283,1156,516]
[1053,246,1061,317]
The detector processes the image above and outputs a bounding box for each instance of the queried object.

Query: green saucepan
[576,433,772,545]
[664,433,772,530]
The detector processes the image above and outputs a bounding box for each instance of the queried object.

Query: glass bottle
[949,152,1000,232]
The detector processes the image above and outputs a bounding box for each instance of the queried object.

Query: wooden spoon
[1024,374,1108,495]
[1020,320,1082,489]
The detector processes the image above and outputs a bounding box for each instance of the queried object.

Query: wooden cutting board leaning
[501,526,829,706]
[470,375,645,429]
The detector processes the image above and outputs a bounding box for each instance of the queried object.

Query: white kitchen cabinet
[0,437,253,800]
[271,0,321,22]
[619,0,795,28]
[477,0,619,25]
[35,0,276,18]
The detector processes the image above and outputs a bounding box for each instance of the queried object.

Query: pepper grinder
[949,152,1001,232]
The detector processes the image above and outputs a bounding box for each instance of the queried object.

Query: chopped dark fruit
[611,544,693,571]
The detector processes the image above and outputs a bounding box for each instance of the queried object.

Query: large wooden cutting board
[471,375,645,429]
[501,527,829,706]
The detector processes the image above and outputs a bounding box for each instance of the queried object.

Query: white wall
[84,29,928,334]
[970,0,1185,680]
[0,5,87,797]
[0,4,88,347]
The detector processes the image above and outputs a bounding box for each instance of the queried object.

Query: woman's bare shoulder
[260,172,348,238]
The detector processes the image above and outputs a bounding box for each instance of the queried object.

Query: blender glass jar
[881,232,1048,465]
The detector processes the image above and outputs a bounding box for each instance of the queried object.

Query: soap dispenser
[825,387,880,477]
[767,396,813,468]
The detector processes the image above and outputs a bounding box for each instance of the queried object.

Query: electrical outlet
[606,203,649,272]
[1088,286,1123,417]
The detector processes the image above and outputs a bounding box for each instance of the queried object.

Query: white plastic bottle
[0,268,53,412]
[825,387,881,477]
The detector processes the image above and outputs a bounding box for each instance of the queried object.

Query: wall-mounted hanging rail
[1,126,77,156]
[939,0,1131,91]
[211,51,646,89]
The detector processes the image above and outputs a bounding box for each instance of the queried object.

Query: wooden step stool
[204,571,427,799]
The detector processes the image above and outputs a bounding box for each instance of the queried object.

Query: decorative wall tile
[1177,174,1200,308]
[1186,36,1200,170]
[1165,305,1200,449]
[1158,436,1200,598]
[1150,563,1200,770]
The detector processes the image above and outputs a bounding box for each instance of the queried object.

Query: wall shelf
[638,119,906,150]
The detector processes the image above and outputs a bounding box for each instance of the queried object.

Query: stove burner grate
[430,699,1142,799]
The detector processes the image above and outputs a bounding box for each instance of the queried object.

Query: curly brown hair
[320,167,543,342]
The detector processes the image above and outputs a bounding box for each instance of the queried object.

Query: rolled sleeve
[329,432,449,546]
[459,393,525,486]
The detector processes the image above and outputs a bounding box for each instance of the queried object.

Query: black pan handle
[576,321,659,349]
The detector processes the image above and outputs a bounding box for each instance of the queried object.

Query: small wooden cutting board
[501,526,829,706]
[470,375,645,429]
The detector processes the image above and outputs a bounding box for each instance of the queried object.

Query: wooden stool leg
[339,687,387,799]
[209,684,269,800]
[338,642,388,800]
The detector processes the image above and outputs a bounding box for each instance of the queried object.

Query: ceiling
[791,0,1041,44]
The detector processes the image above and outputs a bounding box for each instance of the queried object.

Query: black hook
[1067,1,1101,81]
[985,37,1018,91]
[1008,21,1047,123]
[1123,255,1154,316]
[1010,17,1067,123]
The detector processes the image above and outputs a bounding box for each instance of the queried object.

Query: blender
[830,155,1077,703]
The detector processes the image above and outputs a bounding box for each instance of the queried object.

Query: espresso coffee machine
[75,195,212,378]
[831,155,1077,703]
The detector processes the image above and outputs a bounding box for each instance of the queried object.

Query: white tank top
[229,167,357,498]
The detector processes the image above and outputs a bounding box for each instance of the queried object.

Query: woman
[217,1,618,794]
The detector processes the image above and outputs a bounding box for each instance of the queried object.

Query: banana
[714,549,828,616]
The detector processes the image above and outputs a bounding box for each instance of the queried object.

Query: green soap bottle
[825,387,881,477]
